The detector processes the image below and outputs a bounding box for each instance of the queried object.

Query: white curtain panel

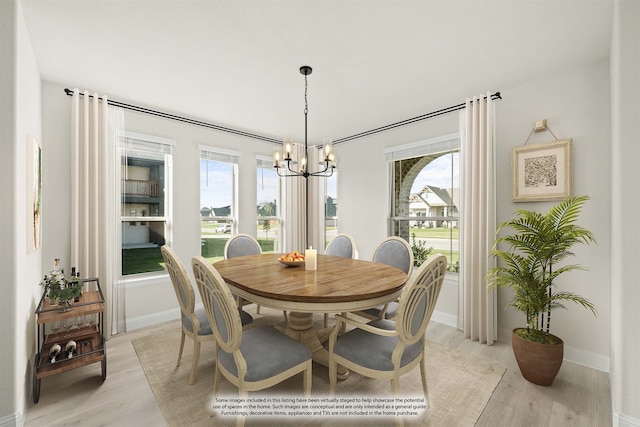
[71,90,124,339]
[459,93,497,345]
[282,143,307,252]
[306,146,322,250]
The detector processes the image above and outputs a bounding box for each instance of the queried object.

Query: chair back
[161,246,195,317]
[396,254,446,344]
[224,233,262,259]
[325,234,357,259]
[371,236,414,276]
[191,256,242,353]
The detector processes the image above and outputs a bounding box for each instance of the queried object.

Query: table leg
[283,312,348,380]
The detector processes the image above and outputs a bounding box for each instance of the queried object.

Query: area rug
[133,309,504,427]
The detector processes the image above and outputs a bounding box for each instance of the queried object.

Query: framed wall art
[512,138,572,202]
[27,134,42,251]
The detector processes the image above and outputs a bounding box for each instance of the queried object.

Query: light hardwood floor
[24,309,612,427]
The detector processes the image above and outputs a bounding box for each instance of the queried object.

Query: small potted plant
[40,272,82,309]
[487,195,597,385]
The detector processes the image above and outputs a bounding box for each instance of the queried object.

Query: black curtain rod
[64,88,501,146]
[332,91,501,145]
[64,88,281,144]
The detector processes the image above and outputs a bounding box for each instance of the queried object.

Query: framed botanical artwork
[512,138,572,202]
[27,134,42,251]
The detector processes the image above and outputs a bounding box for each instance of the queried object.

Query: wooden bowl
[277,259,306,267]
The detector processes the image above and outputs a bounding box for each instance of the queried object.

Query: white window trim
[387,133,460,278]
[199,144,241,163]
[384,132,459,161]
[256,154,282,252]
[199,146,239,234]
[120,131,174,277]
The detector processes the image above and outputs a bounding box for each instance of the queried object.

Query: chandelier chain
[304,74,308,115]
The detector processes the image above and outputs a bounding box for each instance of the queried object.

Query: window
[324,171,338,250]
[120,133,173,276]
[200,146,239,263]
[387,134,459,273]
[257,156,281,253]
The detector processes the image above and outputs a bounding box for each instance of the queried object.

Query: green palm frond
[487,195,597,334]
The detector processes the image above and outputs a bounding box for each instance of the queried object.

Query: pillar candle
[305,247,317,271]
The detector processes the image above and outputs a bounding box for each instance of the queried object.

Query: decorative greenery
[487,195,597,344]
[262,219,272,240]
[447,260,460,273]
[40,271,82,303]
[411,232,433,267]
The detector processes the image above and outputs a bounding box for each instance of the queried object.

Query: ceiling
[21,0,613,145]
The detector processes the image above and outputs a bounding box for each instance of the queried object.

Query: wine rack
[33,278,106,403]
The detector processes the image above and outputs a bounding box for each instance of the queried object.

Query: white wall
[1,0,42,425]
[496,60,612,369]
[0,1,19,424]
[338,59,611,366]
[610,0,640,424]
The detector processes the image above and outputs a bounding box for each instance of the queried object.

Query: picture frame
[27,134,42,251]
[512,138,572,202]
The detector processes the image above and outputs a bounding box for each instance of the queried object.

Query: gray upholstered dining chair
[161,245,253,385]
[328,254,447,410]
[224,233,289,322]
[354,236,414,321]
[223,233,262,259]
[224,233,264,314]
[324,233,358,327]
[325,233,357,259]
[192,256,312,427]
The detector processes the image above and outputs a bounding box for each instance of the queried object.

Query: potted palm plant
[487,195,597,386]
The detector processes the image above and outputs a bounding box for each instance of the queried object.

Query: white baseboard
[125,302,204,331]
[431,310,458,328]
[564,344,610,372]
[126,307,180,331]
[615,411,640,427]
[0,410,24,427]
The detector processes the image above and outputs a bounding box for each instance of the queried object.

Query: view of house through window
[257,158,281,253]
[392,149,459,273]
[121,136,172,275]
[200,149,237,263]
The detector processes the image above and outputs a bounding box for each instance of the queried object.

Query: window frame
[256,155,282,253]
[199,145,240,262]
[322,168,338,251]
[120,131,174,277]
[386,133,460,277]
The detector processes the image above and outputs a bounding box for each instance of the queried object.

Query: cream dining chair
[324,233,358,327]
[191,256,312,427]
[325,233,357,259]
[161,245,252,385]
[224,233,262,314]
[224,233,289,321]
[354,236,414,321]
[328,254,447,415]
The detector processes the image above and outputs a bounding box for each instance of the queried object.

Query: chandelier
[273,66,336,178]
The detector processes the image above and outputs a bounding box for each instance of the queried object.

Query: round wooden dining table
[213,253,408,378]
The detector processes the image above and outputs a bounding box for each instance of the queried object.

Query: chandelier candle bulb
[273,149,281,168]
[305,246,317,271]
[323,138,333,161]
[284,138,293,160]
